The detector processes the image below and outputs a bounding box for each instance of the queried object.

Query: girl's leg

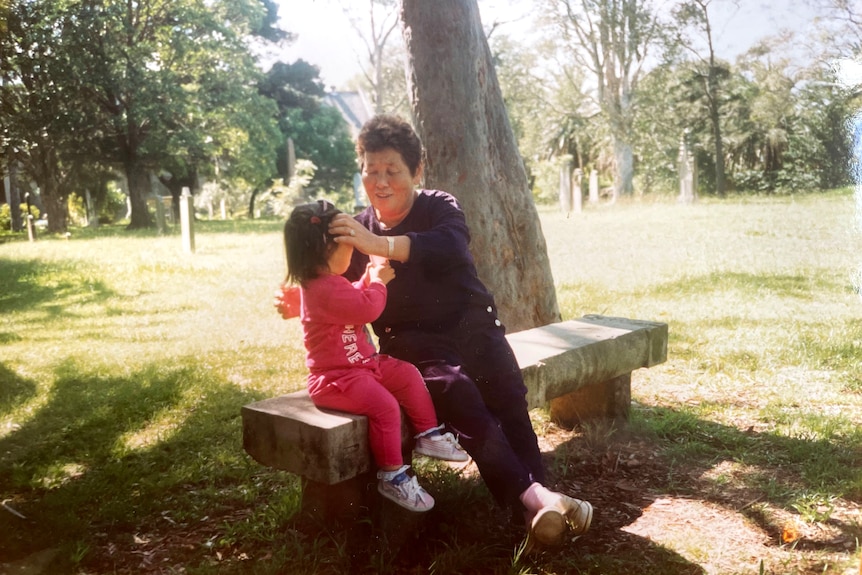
[375,355,438,434]
[309,370,403,469]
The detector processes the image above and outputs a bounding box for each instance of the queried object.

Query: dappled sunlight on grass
[0,357,267,559]
[1,193,860,573]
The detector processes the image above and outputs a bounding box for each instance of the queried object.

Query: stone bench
[242,315,667,518]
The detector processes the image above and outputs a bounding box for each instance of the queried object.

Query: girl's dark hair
[284,200,342,284]
[356,114,424,177]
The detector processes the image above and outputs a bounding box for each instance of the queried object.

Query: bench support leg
[300,470,427,558]
[301,472,376,522]
[549,373,631,428]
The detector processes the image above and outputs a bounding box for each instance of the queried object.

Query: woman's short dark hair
[356,114,424,177]
[283,200,341,285]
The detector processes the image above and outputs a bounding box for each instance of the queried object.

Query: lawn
[1,190,860,574]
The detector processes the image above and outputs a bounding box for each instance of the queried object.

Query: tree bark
[125,158,153,230]
[6,161,23,232]
[30,144,69,233]
[400,0,560,331]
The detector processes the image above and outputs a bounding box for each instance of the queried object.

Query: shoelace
[433,431,461,446]
[395,475,424,501]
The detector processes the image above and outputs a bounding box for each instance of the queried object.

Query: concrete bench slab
[242,314,668,489]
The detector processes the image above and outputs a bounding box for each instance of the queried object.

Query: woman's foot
[557,494,593,536]
[520,482,593,547]
[529,506,568,546]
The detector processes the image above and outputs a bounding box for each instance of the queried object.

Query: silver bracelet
[387,236,395,258]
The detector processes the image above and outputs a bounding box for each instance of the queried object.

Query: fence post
[559,157,573,213]
[589,170,599,205]
[573,168,583,213]
[180,186,195,254]
[678,134,697,204]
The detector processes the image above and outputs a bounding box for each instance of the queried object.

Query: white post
[572,168,583,213]
[85,189,99,228]
[559,158,572,213]
[180,186,195,254]
[26,214,35,242]
[153,193,166,234]
[589,170,599,204]
[678,135,696,204]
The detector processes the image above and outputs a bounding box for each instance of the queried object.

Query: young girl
[278,200,468,512]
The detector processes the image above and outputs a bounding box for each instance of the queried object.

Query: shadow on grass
[3,368,858,573]
[0,357,264,568]
[638,405,861,537]
[0,362,37,417]
[545,403,861,572]
[0,353,705,575]
[0,259,116,317]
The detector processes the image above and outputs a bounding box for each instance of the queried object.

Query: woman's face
[360,147,422,226]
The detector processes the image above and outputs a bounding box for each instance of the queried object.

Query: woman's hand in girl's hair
[367,260,395,286]
[329,214,362,242]
[274,284,301,319]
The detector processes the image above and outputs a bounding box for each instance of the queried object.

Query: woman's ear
[413,162,424,185]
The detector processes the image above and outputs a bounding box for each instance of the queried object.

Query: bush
[0,203,40,231]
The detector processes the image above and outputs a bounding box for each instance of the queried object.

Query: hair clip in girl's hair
[310,216,321,224]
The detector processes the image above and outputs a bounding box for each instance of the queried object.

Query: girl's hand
[367,260,395,286]
[274,284,301,319]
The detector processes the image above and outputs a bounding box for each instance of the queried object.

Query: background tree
[806,0,862,56]
[60,0,283,229]
[0,0,99,233]
[671,0,732,196]
[543,0,666,198]
[258,60,356,202]
[401,0,560,331]
[491,32,601,203]
[341,0,404,113]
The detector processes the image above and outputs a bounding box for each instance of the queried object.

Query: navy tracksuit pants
[378,304,546,510]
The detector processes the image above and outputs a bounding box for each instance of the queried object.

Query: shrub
[0,203,40,230]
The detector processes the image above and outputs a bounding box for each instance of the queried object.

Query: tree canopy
[0,0,356,232]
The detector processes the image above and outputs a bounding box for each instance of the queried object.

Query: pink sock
[519,482,562,514]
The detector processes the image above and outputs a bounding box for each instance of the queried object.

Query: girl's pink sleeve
[325,281,387,324]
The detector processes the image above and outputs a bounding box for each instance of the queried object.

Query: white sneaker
[377,466,435,512]
[414,428,470,462]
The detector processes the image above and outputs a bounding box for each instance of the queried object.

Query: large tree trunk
[707,66,726,197]
[400,0,560,332]
[41,178,69,234]
[159,170,196,222]
[613,137,635,198]
[31,144,69,233]
[125,158,153,230]
[6,160,23,232]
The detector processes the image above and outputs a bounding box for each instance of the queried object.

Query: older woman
[329,114,592,547]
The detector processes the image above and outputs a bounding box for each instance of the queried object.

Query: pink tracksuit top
[299,273,386,372]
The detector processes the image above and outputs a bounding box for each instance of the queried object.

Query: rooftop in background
[323,90,373,138]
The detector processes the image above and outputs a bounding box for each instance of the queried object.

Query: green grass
[1,191,861,574]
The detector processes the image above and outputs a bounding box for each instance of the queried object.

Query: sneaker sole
[413,447,470,462]
[531,507,567,546]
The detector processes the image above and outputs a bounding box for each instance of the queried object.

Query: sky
[271,0,848,90]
